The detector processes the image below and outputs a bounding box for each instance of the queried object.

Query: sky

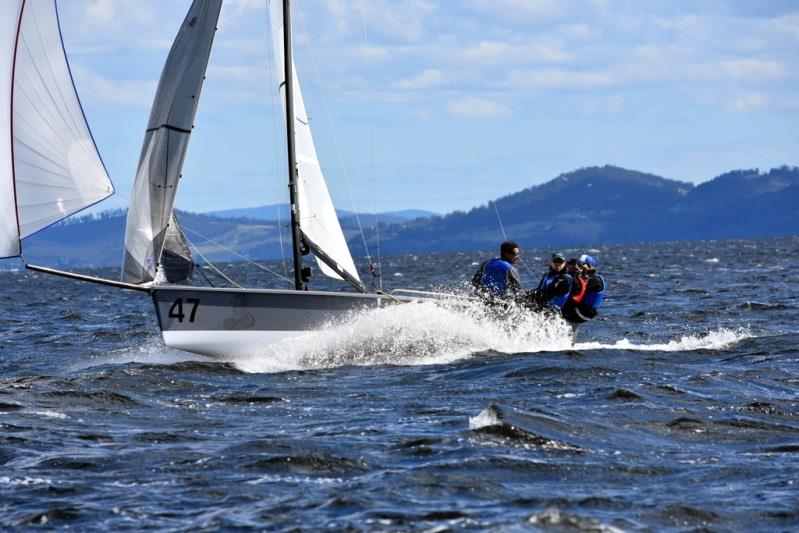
[56,0,799,215]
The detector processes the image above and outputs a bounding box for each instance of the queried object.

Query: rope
[375,290,406,304]
[186,237,245,289]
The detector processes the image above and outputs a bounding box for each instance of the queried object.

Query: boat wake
[83,304,754,374]
[574,327,752,352]
[234,298,574,373]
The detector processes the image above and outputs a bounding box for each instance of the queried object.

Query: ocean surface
[1,237,798,531]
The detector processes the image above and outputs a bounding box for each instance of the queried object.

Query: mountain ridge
[5,164,797,269]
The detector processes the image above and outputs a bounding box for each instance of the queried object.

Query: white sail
[0,0,113,259]
[0,1,24,257]
[267,0,361,283]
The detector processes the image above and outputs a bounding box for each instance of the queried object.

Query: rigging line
[181,225,294,286]
[491,201,508,241]
[293,0,373,266]
[432,11,462,97]
[115,188,292,284]
[265,3,291,281]
[195,259,217,287]
[433,12,518,262]
[491,200,535,277]
[186,238,245,289]
[361,0,383,291]
[172,213,245,288]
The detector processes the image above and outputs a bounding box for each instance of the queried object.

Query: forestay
[267,0,361,284]
[122,0,222,284]
[0,0,113,259]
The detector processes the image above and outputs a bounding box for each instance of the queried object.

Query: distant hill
[6,165,797,269]
[359,165,799,254]
[209,204,438,225]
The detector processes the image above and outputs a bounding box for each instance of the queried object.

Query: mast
[282,0,305,290]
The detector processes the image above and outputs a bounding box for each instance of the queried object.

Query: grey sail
[122,0,222,284]
[162,213,194,283]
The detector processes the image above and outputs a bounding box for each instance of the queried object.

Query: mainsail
[122,0,222,284]
[267,0,361,285]
[0,0,113,259]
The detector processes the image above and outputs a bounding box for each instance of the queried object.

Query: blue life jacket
[537,272,573,310]
[480,258,513,295]
[581,274,606,311]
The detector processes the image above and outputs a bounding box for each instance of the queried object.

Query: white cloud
[557,23,598,40]
[695,89,799,112]
[59,1,184,56]
[571,94,625,116]
[457,40,571,64]
[317,0,434,42]
[207,64,270,84]
[716,59,785,80]
[730,91,766,111]
[507,69,614,90]
[446,97,510,119]
[466,0,574,23]
[69,65,156,108]
[76,0,157,36]
[395,69,444,89]
[409,108,433,121]
[355,43,391,63]
[221,0,263,18]
[774,14,799,42]
[85,0,115,23]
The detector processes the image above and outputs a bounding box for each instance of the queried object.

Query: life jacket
[537,271,573,310]
[581,274,605,311]
[570,276,587,303]
[480,258,513,295]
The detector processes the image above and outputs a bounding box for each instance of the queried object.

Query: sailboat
[9,0,412,359]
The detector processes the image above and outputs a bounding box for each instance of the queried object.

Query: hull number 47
[168,298,200,323]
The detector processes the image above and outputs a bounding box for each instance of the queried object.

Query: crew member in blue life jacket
[528,252,573,311]
[563,254,606,322]
[471,241,523,298]
[579,254,606,319]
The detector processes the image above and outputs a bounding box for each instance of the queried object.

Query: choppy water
[1,237,798,531]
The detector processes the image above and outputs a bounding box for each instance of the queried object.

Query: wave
[71,336,211,371]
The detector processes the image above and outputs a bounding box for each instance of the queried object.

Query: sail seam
[146,124,192,135]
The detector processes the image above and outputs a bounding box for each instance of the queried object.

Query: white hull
[152,285,403,359]
[162,329,311,358]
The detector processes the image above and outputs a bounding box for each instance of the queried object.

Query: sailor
[471,241,523,298]
[528,252,573,311]
[575,254,606,321]
[561,258,588,323]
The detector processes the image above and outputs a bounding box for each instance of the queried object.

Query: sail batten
[1,0,113,259]
[267,0,362,285]
[122,0,223,284]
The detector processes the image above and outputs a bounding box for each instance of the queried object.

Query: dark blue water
[1,237,798,531]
